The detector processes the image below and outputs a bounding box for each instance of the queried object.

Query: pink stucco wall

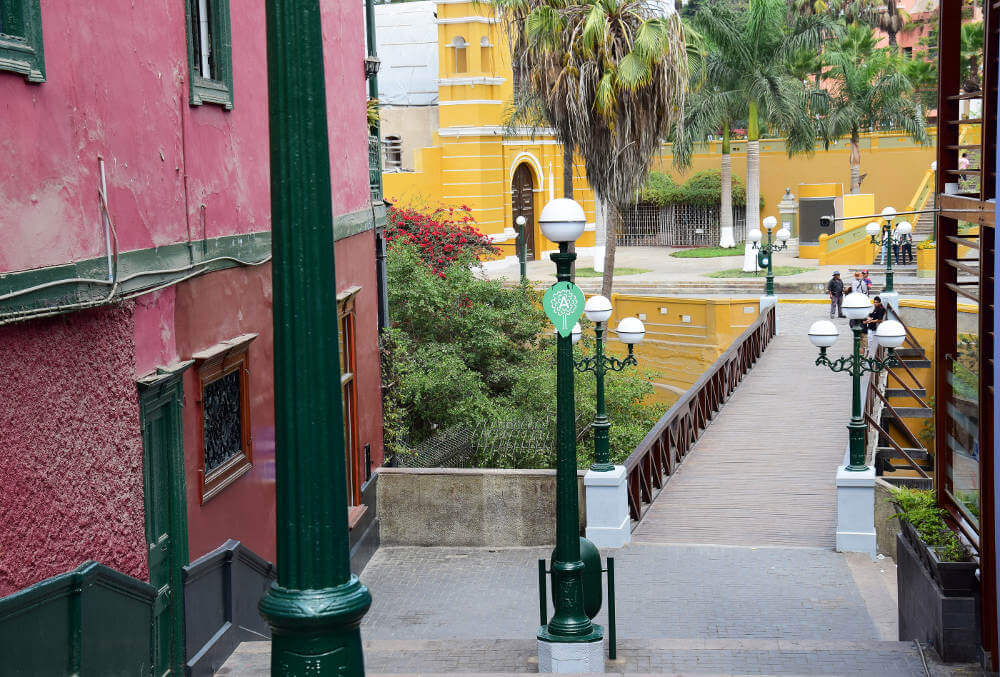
[0,306,147,596]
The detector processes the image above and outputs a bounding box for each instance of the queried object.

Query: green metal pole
[765,228,775,297]
[260,3,371,675]
[520,224,527,281]
[846,324,868,471]
[591,323,613,472]
[541,243,601,643]
[884,222,894,293]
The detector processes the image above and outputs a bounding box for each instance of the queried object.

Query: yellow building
[381,0,935,266]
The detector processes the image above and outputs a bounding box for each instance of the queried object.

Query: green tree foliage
[496,0,688,296]
[638,169,754,207]
[381,235,661,468]
[812,24,929,193]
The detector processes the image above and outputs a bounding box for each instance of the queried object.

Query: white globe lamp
[876,320,906,349]
[881,206,897,220]
[748,228,763,245]
[615,317,645,345]
[843,293,874,320]
[896,221,913,236]
[762,216,778,231]
[865,221,881,237]
[538,198,586,244]
[808,320,839,348]
[776,227,790,243]
[571,322,582,344]
[584,295,613,324]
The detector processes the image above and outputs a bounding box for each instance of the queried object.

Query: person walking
[828,271,846,319]
[862,270,873,293]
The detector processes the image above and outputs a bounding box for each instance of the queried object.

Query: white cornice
[438,76,506,86]
[438,125,557,137]
[437,16,498,24]
[439,99,504,106]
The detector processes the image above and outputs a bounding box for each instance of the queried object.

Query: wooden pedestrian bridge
[623,302,932,547]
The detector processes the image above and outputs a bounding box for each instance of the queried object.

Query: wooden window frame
[0,0,44,82]
[184,0,234,110]
[193,334,257,503]
[338,287,365,525]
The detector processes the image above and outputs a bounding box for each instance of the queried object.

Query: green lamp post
[536,198,604,657]
[259,2,371,674]
[808,297,906,471]
[516,214,528,281]
[575,295,644,472]
[748,216,791,298]
[865,206,913,297]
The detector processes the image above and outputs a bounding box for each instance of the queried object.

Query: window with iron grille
[185,0,233,110]
[0,0,44,82]
[194,334,256,502]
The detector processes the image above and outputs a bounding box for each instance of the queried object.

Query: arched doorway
[511,163,536,260]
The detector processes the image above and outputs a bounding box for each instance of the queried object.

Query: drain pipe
[98,156,114,281]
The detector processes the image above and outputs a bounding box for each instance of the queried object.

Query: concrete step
[877,446,931,463]
[886,387,928,399]
[217,638,940,676]
[883,406,934,419]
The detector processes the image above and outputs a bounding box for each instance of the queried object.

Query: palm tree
[497,0,688,296]
[689,0,828,270]
[672,48,743,248]
[814,24,929,193]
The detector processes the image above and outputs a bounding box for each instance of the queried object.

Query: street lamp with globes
[808,293,906,471]
[748,215,791,298]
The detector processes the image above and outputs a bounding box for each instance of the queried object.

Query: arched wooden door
[511,164,536,260]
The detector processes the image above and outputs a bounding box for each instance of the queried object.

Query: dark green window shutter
[0,0,44,83]
[184,0,234,110]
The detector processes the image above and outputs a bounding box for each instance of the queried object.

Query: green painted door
[139,365,191,676]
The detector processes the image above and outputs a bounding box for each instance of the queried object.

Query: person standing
[900,231,913,264]
[852,271,868,296]
[862,270,873,293]
[828,271,846,319]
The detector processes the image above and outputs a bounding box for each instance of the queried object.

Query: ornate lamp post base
[584,465,630,548]
[538,632,605,674]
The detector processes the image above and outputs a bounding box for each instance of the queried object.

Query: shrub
[636,170,760,208]
[890,487,973,562]
[385,203,499,275]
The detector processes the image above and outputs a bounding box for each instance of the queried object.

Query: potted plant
[891,487,978,593]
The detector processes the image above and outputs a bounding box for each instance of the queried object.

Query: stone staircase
[874,343,935,483]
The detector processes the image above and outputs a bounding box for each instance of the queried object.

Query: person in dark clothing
[863,296,887,346]
[900,232,913,264]
[828,271,846,318]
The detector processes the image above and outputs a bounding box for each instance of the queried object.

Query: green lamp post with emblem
[259,2,371,674]
[537,198,605,670]
[808,296,907,471]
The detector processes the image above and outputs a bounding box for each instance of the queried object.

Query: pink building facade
[0,1,385,672]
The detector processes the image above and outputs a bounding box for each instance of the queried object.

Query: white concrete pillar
[836,463,877,558]
[584,466,630,548]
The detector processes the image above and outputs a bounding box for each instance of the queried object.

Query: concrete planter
[916,246,936,278]
[898,516,978,596]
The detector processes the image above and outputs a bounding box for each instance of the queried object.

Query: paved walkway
[220,304,983,675]
[631,304,851,548]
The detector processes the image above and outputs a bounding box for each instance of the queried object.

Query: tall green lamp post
[748,216,791,301]
[865,206,912,306]
[807,295,906,471]
[575,295,644,472]
[260,2,371,674]
[537,198,605,671]
[516,214,528,281]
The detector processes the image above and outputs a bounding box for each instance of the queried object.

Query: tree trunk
[601,202,618,298]
[563,144,576,280]
[742,104,761,272]
[849,130,861,193]
[719,124,735,248]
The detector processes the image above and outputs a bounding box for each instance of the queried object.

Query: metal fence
[619,203,747,247]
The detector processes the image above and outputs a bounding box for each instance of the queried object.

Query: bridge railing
[622,304,777,523]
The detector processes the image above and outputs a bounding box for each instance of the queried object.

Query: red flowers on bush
[385,204,499,275]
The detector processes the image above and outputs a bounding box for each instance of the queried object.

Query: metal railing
[622,304,776,523]
[368,134,382,202]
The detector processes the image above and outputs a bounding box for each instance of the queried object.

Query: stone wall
[874,478,901,560]
[377,467,587,547]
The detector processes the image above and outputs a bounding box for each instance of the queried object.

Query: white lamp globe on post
[584,295,613,324]
[875,320,906,349]
[880,206,897,220]
[895,221,913,237]
[747,228,763,245]
[843,292,874,321]
[538,197,586,246]
[762,216,778,231]
[776,227,791,243]
[865,221,881,238]
[808,320,839,351]
[615,316,645,348]
[571,322,582,345]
